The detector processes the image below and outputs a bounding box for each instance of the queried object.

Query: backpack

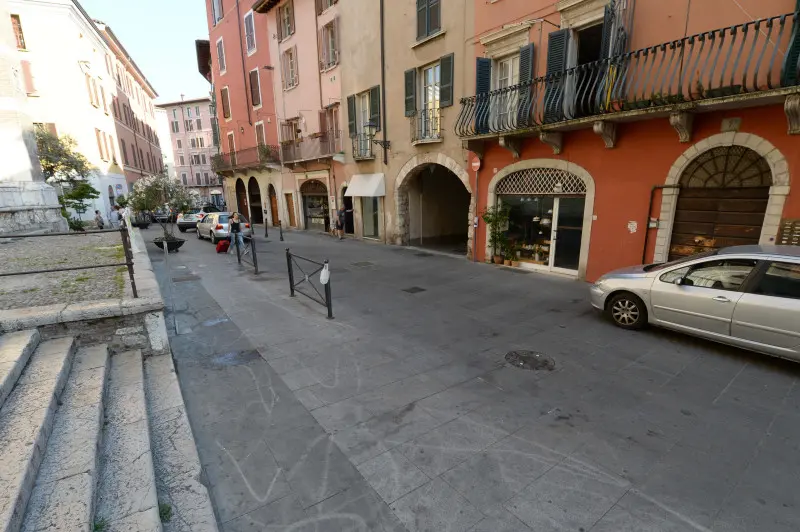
[216,239,230,253]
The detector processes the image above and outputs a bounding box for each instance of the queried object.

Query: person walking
[227,212,249,256]
[335,205,351,240]
[109,206,121,228]
[94,210,105,229]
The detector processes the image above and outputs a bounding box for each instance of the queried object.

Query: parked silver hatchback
[591,246,800,360]
[196,212,253,244]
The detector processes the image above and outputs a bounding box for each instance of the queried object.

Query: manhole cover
[402,286,426,294]
[505,351,555,371]
[414,252,433,257]
[171,275,200,283]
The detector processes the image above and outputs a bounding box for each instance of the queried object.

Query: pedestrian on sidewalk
[94,210,105,229]
[336,205,351,240]
[228,212,249,255]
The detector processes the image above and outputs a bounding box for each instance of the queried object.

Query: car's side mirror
[674,277,684,286]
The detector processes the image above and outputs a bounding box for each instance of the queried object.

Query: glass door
[551,197,585,272]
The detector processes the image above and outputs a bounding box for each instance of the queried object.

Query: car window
[660,267,690,284]
[645,250,719,272]
[752,262,800,300]
[218,215,229,223]
[680,259,757,291]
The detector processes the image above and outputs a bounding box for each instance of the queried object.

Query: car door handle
[712,296,731,303]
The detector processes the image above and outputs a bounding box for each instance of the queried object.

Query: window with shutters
[493,54,520,127]
[220,87,231,119]
[278,1,294,42]
[212,0,223,24]
[198,137,205,148]
[177,139,182,149]
[201,154,207,164]
[244,11,256,54]
[101,87,108,114]
[316,0,337,14]
[416,0,441,41]
[187,107,193,118]
[280,119,300,143]
[419,63,440,140]
[185,119,195,132]
[11,15,26,50]
[249,69,262,107]
[182,173,188,185]
[216,37,226,73]
[96,129,105,161]
[255,121,266,146]
[191,138,197,149]
[204,172,210,184]
[282,47,298,89]
[20,60,36,95]
[351,90,374,158]
[121,140,128,165]
[171,121,180,133]
[319,19,339,71]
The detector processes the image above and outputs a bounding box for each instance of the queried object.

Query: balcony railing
[211,145,281,173]
[411,108,442,143]
[456,13,800,137]
[281,130,343,164]
[351,134,374,160]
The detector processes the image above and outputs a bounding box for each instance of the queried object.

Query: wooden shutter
[428,0,440,34]
[249,70,261,106]
[318,110,328,135]
[517,44,536,126]
[781,0,800,86]
[475,58,492,134]
[404,69,417,116]
[599,5,615,60]
[221,87,231,119]
[369,86,381,131]
[315,0,324,15]
[544,30,570,123]
[334,17,340,65]
[277,8,283,41]
[519,44,535,83]
[85,74,93,104]
[197,118,202,129]
[347,95,356,138]
[256,123,265,145]
[546,29,570,75]
[416,0,427,40]
[440,54,454,107]
[288,0,295,35]
[318,27,326,70]
[20,60,35,94]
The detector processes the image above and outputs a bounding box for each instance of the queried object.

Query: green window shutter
[517,44,535,126]
[369,85,381,131]
[440,53,454,107]
[518,44,535,83]
[404,69,417,117]
[475,57,492,94]
[428,0,440,34]
[347,95,356,138]
[781,2,800,86]
[544,29,571,123]
[545,29,570,75]
[599,5,615,59]
[417,0,427,40]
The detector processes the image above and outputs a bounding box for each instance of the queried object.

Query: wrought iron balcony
[351,133,375,160]
[456,13,800,138]
[211,145,281,173]
[411,108,443,143]
[281,130,343,164]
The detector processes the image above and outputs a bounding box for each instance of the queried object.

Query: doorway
[300,179,329,232]
[248,177,263,224]
[268,184,279,226]
[235,178,250,219]
[341,186,354,234]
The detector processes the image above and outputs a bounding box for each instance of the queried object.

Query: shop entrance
[268,184,279,226]
[669,145,772,260]
[300,179,330,232]
[404,164,471,255]
[496,168,588,274]
[235,178,250,219]
[341,186,355,234]
[247,177,263,224]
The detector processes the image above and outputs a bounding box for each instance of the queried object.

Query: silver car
[196,212,254,244]
[591,246,800,360]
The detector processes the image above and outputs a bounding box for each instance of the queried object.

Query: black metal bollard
[279,220,284,241]
[235,233,241,264]
[264,220,269,238]
[250,237,259,274]
[324,259,333,319]
[286,248,295,296]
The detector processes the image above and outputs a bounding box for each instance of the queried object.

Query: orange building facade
[462,0,800,281]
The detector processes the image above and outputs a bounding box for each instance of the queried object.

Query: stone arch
[485,159,597,279]
[247,176,263,224]
[653,132,790,263]
[394,152,475,257]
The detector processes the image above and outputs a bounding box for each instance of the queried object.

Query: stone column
[0,0,66,233]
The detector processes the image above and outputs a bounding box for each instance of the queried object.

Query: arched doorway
[268,184,279,226]
[248,177,263,224]
[341,186,354,234]
[398,163,471,255]
[668,146,772,260]
[235,178,249,218]
[300,179,329,232]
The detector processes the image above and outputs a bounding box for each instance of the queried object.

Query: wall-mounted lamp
[364,121,390,149]
[240,126,245,134]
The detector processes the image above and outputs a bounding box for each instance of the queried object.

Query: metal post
[264,212,269,238]
[324,260,333,319]
[250,237,259,274]
[279,219,284,241]
[120,227,139,298]
[286,248,295,296]
[235,233,241,264]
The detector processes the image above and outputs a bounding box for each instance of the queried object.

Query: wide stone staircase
[0,329,212,532]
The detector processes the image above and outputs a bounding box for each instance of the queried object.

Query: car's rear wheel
[607,292,647,330]
[210,232,217,244]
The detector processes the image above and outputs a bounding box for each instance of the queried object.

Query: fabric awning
[345,174,386,197]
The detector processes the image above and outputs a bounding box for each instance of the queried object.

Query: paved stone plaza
[145,227,800,532]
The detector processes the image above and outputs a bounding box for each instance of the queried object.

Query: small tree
[128,172,193,241]
[115,194,129,208]
[35,129,100,230]
[482,205,510,259]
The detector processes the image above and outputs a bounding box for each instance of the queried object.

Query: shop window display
[501,196,554,265]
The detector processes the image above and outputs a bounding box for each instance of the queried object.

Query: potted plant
[503,241,514,266]
[129,172,194,252]
[482,205,510,265]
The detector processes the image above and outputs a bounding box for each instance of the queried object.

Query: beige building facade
[339,0,476,255]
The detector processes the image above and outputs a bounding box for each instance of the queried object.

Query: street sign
[471,157,481,172]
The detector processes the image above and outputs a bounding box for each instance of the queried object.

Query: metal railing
[212,145,281,172]
[0,228,138,298]
[351,134,374,160]
[281,130,342,163]
[411,108,442,143]
[231,232,259,274]
[456,13,800,137]
[285,248,333,319]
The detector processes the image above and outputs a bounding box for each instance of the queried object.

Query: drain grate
[402,286,426,294]
[505,350,555,371]
[171,275,200,283]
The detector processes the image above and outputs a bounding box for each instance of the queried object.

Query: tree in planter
[481,205,510,263]
[35,129,100,230]
[128,172,193,242]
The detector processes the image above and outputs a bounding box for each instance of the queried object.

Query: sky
[78,0,211,104]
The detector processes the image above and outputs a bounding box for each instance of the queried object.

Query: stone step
[94,350,162,532]
[0,330,40,410]
[0,336,76,532]
[21,345,110,532]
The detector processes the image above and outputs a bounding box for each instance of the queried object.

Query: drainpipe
[379,0,388,165]
[473,167,479,262]
[641,184,680,264]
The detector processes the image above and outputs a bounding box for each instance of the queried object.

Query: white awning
[345,173,385,197]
